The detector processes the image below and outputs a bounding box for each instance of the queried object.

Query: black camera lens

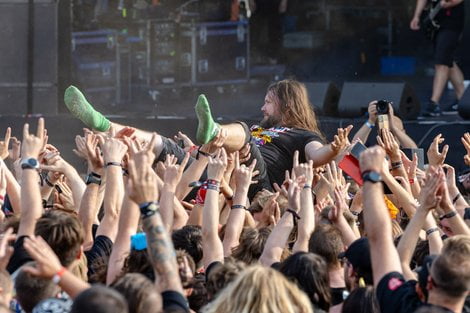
[376,100,390,115]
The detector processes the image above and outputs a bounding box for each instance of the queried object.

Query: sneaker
[422,101,441,117]
[441,101,459,115]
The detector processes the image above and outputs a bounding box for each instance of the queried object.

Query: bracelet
[426,227,439,237]
[0,195,4,202]
[286,209,301,221]
[409,178,415,185]
[188,145,199,154]
[139,202,160,219]
[52,267,67,284]
[231,204,247,210]
[452,193,462,204]
[365,121,374,129]
[196,147,212,160]
[106,162,122,168]
[44,175,55,187]
[89,172,102,178]
[303,184,312,189]
[439,210,457,221]
[206,179,220,186]
[391,161,402,170]
[206,184,219,192]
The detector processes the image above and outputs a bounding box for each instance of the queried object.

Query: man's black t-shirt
[436,1,465,31]
[251,126,323,187]
[376,272,455,313]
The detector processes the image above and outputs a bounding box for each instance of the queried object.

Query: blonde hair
[202,265,313,313]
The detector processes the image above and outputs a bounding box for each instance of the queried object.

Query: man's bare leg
[431,64,450,104]
[449,62,465,100]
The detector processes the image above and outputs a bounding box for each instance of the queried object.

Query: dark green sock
[195,94,220,144]
[64,86,110,132]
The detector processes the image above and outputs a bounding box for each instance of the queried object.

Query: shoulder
[376,272,422,313]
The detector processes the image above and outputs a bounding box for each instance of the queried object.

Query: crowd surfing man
[63,79,352,198]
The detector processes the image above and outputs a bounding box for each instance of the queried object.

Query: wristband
[409,178,415,185]
[206,184,219,192]
[426,227,439,237]
[196,147,212,160]
[452,193,461,204]
[365,121,374,129]
[89,172,102,178]
[106,162,122,168]
[391,161,402,169]
[303,184,312,189]
[286,209,301,221]
[206,179,220,186]
[52,267,67,284]
[188,145,199,154]
[439,210,457,221]
[231,204,247,210]
[139,202,160,219]
[44,175,55,187]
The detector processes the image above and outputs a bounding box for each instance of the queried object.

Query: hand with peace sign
[162,153,190,191]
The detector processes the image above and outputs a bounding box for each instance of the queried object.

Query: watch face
[28,158,39,167]
[363,171,381,183]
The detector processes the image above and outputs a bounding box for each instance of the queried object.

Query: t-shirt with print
[250,125,323,187]
[376,272,431,313]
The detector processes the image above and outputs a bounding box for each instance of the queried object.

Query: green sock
[195,94,220,144]
[64,86,110,132]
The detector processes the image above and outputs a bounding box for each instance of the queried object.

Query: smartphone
[377,114,389,130]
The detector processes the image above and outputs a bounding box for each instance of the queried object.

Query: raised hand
[292,150,314,187]
[359,145,386,173]
[0,228,16,270]
[257,192,281,227]
[462,132,470,166]
[127,157,158,205]
[287,176,304,213]
[200,128,227,156]
[377,128,400,161]
[207,148,228,181]
[238,143,252,165]
[233,151,257,190]
[21,118,46,159]
[427,134,449,167]
[329,186,348,223]
[0,127,11,160]
[331,125,353,153]
[174,131,195,152]
[9,137,21,161]
[323,160,343,190]
[367,101,378,124]
[418,167,443,211]
[84,132,104,174]
[162,153,190,190]
[54,181,76,213]
[99,130,128,165]
[22,236,62,279]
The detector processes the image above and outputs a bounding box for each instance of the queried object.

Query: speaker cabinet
[337,82,421,120]
[303,82,340,116]
[0,0,59,115]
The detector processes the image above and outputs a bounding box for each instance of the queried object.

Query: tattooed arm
[126,133,184,294]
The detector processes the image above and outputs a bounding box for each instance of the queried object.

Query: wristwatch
[21,158,39,170]
[139,202,160,219]
[362,171,382,183]
[85,172,102,185]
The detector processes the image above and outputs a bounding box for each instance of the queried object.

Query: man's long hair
[267,79,324,139]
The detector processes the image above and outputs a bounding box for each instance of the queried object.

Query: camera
[376,100,390,115]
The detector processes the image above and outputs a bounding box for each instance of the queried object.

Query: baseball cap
[338,237,373,285]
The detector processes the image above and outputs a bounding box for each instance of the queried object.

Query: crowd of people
[0,79,469,313]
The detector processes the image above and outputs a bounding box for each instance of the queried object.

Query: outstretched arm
[127,136,184,294]
[18,118,47,238]
[359,146,402,287]
[201,149,227,268]
[305,125,352,167]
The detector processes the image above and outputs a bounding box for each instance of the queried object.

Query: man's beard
[259,115,281,129]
